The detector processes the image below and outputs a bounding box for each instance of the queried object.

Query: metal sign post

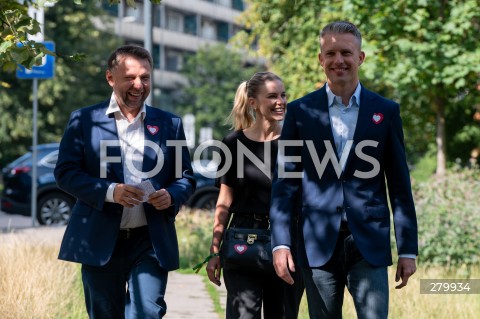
[31,79,39,227]
[16,41,55,227]
[15,4,55,226]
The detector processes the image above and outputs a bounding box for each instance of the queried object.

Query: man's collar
[326,82,361,108]
[105,93,146,120]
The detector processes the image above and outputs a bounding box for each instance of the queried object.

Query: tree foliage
[0,0,161,72]
[237,0,480,173]
[175,44,263,141]
[0,0,120,166]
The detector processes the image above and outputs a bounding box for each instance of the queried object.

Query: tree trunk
[435,97,447,176]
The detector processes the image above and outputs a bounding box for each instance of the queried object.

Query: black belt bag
[221,227,274,272]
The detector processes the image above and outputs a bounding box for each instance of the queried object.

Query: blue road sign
[16,41,55,79]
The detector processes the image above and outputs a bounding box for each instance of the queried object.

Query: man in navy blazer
[270,21,418,318]
[55,45,195,318]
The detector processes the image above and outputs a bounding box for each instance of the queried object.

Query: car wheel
[37,192,74,225]
[193,192,218,212]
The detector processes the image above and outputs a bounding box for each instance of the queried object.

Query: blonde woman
[206,72,302,319]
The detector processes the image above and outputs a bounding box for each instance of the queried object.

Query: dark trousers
[81,229,168,319]
[224,214,304,319]
[302,230,388,319]
[224,267,302,319]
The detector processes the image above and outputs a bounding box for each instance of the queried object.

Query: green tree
[0,0,160,72]
[353,0,480,175]
[175,44,262,141]
[0,0,120,165]
[237,0,480,175]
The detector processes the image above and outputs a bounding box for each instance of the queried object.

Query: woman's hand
[206,254,222,286]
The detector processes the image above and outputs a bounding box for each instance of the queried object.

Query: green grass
[199,266,480,319]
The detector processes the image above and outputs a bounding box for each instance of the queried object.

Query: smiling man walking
[55,45,195,319]
[270,21,418,319]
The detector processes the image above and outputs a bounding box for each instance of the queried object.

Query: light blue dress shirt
[326,82,361,160]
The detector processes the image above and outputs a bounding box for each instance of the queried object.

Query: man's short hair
[107,45,153,71]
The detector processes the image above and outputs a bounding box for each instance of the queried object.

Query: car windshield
[192,159,219,179]
[6,152,31,168]
[39,150,59,168]
[6,145,59,168]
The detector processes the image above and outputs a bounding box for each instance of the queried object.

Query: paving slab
[166,272,226,319]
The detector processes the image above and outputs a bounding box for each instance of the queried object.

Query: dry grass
[1,216,478,319]
[298,265,480,319]
[0,228,85,319]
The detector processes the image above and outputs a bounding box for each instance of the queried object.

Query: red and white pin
[147,125,159,135]
[372,113,384,124]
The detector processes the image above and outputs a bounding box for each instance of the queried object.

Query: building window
[217,0,231,7]
[217,21,229,42]
[101,0,117,16]
[201,19,216,40]
[232,0,244,11]
[153,88,175,112]
[167,10,183,32]
[153,45,160,69]
[166,49,183,71]
[153,6,161,27]
[125,3,143,22]
[184,14,197,36]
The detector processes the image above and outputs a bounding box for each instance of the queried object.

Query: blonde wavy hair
[226,72,283,130]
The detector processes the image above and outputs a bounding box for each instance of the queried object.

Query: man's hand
[395,257,416,289]
[273,248,296,285]
[113,184,144,208]
[148,189,173,210]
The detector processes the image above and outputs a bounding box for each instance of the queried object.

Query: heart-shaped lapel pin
[147,125,159,135]
[372,113,384,124]
[234,244,247,254]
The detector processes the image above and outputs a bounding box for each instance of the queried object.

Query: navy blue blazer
[270,85,418,268]
[55,100,195,270]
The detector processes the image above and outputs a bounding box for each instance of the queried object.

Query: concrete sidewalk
[166,271,226,319]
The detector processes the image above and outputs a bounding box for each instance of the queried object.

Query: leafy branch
[0,0,162,72]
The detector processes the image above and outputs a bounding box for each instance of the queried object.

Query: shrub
[176,208,214,270]
[413,166,480,271]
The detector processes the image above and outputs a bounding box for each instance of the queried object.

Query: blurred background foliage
[0,0,120,164]
[236,0,480,175]
[174,44,264,141]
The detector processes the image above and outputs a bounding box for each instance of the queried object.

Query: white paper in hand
[135,180,156,202]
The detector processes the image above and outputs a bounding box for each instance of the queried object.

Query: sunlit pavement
[0,210,34,232]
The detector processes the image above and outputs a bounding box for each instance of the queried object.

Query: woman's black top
[216,130,278,216]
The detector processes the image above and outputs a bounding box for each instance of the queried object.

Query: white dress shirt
[105,93,148,229]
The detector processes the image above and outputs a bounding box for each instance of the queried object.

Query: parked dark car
[185,159,219,212]
[1,144,219,225]
[1,143,74,225]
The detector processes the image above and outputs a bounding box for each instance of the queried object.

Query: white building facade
[102,0,246,108]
